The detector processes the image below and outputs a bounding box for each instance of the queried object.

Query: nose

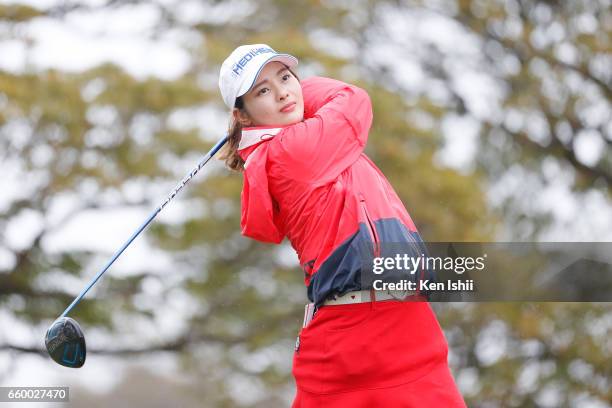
[277,86,289,101]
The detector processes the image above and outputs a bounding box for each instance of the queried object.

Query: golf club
[45,135,228,368]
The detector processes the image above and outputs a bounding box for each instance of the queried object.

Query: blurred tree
[0,0,610,407]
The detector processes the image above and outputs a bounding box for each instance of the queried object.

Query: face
[234,61,304,127]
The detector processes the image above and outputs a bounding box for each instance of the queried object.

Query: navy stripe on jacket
[307,218,436,307]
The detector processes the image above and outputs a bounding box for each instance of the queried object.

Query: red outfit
[238,77,436,306]
[292,297,466,407]
[237,77,466,406]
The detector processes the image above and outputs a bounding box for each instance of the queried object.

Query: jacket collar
[238,126,283,150]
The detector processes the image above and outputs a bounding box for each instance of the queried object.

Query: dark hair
[219,67,299,172]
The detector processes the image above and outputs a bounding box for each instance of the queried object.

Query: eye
[282,73,291,81]
[257,87,270,96]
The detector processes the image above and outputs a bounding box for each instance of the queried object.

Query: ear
[233,108,252,127]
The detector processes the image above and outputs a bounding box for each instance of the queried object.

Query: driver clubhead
[45,317,86,368]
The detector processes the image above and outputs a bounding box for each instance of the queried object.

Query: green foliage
[0,0,609,406]
[0,4,42,22]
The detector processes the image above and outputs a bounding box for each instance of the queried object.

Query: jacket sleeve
[271,76,373,184]
[240,147,284,244]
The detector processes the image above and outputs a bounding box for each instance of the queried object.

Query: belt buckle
[387,289,409,301]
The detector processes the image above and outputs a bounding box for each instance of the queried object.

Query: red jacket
[238,77,432,305]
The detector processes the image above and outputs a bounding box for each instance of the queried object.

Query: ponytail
[218,96,246,172]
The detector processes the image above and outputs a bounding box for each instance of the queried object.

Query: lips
[280,102,296,113]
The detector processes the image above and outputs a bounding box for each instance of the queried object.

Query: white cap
[219,44,298,109]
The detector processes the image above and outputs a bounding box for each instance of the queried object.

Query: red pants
[291,297,467,407]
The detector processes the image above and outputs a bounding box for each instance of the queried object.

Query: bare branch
[501,123,612,188]
[0,331,254,356]
[487,30,612,101]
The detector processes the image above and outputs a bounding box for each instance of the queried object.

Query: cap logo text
[232,47,275,76]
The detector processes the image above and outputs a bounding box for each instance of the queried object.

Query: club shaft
[60,136,228,318]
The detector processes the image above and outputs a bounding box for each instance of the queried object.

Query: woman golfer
[218,44,466,407]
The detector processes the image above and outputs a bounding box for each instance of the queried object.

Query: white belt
[323,289,419,306]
